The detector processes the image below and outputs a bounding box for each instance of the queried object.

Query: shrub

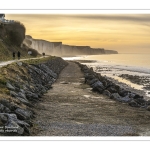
[5,21,26,46]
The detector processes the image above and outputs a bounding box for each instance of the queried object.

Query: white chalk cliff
[23,35,118,56]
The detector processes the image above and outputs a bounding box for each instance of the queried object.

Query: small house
[0,14,5,20]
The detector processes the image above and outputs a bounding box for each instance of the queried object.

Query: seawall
[0,56,68,135]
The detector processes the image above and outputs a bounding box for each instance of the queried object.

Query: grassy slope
[0,40,41,61]
[0,56,56,96]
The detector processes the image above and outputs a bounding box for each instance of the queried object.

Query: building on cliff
[0,14,14,25]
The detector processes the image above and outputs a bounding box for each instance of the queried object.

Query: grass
[0,41,41,61]
[0,56,56,95]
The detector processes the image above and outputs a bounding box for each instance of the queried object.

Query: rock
[120,95,132,103]
[146,100,150,105]
[147,106,150,111]
[128,93,136,98]
[4,113,30,135]
[10,91,18,97]
[0,99,17,111]
[16,61,22,66]
[0,103,11,113]
[16,97,33,107]
[25,91,39,101]
[134,98,146,106]
[110,93,122,101]
[6,82,16,91]
[129,100,139,107]
[18,92,28,100]
[91,81,103,88]
[107,86,118,93]
[134,94,143,99]
[15,108,33,120]
[103,90,111,97]
[87,78,99,85]
[92,81,105,93]
[0,113,8,125]
[118,89,129,97]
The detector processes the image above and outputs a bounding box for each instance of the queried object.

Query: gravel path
[32,61,150,136]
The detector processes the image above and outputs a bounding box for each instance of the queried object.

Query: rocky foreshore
[0,57,68,135]
[119,74,150,90]
[76,62,150,111]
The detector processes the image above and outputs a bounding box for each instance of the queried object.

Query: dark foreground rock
[76,62,150,110]
[0,57,68,135]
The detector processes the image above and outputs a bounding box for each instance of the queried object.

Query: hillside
[0,22,40,61]
[23,35,118,57]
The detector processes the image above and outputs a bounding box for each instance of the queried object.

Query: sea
[63,53,150,98]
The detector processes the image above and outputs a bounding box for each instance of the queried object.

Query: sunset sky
[6,14,150,53]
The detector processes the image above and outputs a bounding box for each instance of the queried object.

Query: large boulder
[0,104,11,113]
[103,90,111,97]
[15,108,33,120]
[110,93,122,101]
[129,100,140,107]
[6,82,16,91]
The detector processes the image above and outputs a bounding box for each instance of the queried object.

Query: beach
[64,53,150,99]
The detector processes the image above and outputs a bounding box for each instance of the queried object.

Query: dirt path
[32,62,150,136]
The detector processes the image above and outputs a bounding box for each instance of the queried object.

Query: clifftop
[0,22,40,61]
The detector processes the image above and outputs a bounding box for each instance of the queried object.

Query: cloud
[62,14,150,25]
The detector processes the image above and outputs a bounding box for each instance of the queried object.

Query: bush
[5,21,26,46]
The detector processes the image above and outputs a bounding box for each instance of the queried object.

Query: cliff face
[23,35,118,56]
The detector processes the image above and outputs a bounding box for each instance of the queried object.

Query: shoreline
[31,61,150,136]
[0,57,150,136]
[75,59,150,99]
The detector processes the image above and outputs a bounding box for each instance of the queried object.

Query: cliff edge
[23,35,118,57]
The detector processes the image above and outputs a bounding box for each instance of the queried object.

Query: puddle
[72,82,82,85]
[75,121,83,125]
[83,95,91,98]
[60,81,70,84]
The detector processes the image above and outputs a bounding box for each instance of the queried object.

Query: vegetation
[0,21,41,61]
[0,56,56,95]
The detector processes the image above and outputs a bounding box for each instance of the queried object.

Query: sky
[6,14,150,53]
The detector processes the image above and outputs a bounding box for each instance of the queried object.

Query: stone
[4,113,30,135]
[134,98,146,106]
[10,91,18,97]
[91,81,103,88]
[107,86,118,93]
[15,108,33,120]
[134,94,143,99]
[103,90,111,97]
[25,91,39,101]
[18,92,28,100]
[0,113,8,125]
[110,93,122,101]
[0,104,11,113]
[16,61,23,66]
[87,78,99,85]
[16,97,33,107]
[0,99,17,111]
[147,106,150,111]
[118,89,129,97]
[120,95,132,103]
[6,82,16,91]
[129,100,139,107]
